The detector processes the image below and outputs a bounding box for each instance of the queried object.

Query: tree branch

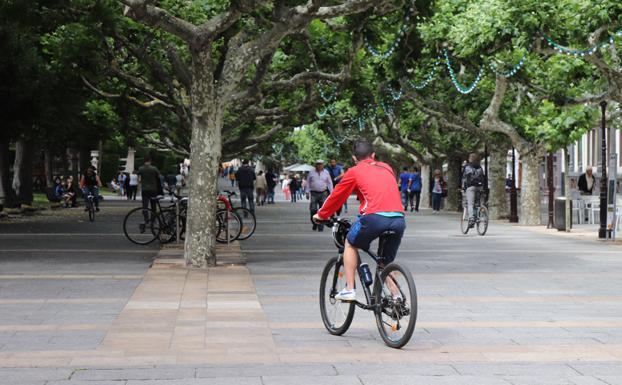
[119,0,199,44]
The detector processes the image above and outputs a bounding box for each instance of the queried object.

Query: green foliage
[287,125,332,164]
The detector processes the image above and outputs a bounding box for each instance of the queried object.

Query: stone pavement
[2,197,622,384]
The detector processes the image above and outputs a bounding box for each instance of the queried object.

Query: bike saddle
[222,190,236,195]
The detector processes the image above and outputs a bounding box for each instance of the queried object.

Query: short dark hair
[144,155,152,163]
[353,139,374,160]
[242,159,249,165]
[402,166,408,171]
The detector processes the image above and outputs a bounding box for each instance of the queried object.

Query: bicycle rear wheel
[233,207,256,240]
[216,209,242,243]
[319,256,355,335]
[158,209,180,243]
[373,262,417,348]
[460,206,469,234]
[123,207,161,245]
[477,206,489,236]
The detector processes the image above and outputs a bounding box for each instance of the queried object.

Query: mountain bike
[84,191,96,222]
[219,190,256,240]
[460,189,489,236]
[123,188,190,245]
[317,218,417,349]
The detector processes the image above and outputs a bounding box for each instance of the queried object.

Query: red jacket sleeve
[318,168,357,218]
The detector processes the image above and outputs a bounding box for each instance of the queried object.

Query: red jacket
[318,159,403,218]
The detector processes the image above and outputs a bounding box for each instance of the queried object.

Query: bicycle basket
[332,219,351,249]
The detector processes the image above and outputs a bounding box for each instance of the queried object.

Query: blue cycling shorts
[346,214,406,263]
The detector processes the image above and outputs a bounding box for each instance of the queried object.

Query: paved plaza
[0,198,622,384]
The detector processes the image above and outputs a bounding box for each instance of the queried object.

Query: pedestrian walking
[128,170,138,200]
[306,159,333,231]
[290,175,299,203]
[409,166,422,212]
[228,166,236,187]
[282,174,291,201]
[430,169,447,214]
[117,172,127,196]
[255,170,267,206]
[265,169,277,204]
[398,166,411,211]
[235,159,256,213]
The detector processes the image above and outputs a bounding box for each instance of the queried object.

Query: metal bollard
[175,199,180,244]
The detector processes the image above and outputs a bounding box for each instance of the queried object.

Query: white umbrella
[287,164,315,172]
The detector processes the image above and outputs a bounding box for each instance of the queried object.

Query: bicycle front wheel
[88,201,95,222]
[233,207,256,240]
[123,207,161,245]
[477,206,489,236]
[460,206,469,234]
[319,256,355,335]
[216,210,242,243]
[373,262,417,349]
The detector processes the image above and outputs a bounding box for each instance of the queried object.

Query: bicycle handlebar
[313,216,336,226]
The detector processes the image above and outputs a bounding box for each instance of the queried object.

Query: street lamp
[598,101,608,238]
[509,147,519,223]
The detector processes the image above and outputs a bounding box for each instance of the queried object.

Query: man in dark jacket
[462,153,485,228]
[236,160,256,213]
[578,166,596,195]
[265,169,277,204]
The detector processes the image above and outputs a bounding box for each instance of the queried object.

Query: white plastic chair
[571,199,582,225]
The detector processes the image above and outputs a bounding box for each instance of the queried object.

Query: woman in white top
[281,175,291,201]
[128,170,139,200]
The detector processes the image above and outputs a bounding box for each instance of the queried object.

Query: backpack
[465,165,484,187]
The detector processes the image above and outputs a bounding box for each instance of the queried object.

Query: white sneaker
[335,287,356,301]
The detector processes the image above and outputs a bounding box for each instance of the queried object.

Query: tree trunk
[444,156,462,212]
[44,148,54,188]
[184,49,221,267]
[0,140,16,208]
[420,164,430,208]
[489,146,508,219]
[12,139,34,206]
[519,151,542,225]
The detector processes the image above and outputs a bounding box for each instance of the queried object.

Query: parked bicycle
[219,190,256,240]
[123,189,187,245]
[317,218,417,348]
[216,195,242,243]
[460,189,489,235]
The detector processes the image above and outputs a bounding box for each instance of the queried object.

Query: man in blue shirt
[326,159,345,215]
[398,166,411,211]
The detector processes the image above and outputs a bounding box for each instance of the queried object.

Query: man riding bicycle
[462,153,485,228]
[313,139,405,301]
[79,166,102,212]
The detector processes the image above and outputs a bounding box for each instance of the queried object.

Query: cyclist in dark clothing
[80,166,102,211]
[236,160,256,213]
[462,153,485,228]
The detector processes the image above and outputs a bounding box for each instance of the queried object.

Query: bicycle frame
[333,237,392,313]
